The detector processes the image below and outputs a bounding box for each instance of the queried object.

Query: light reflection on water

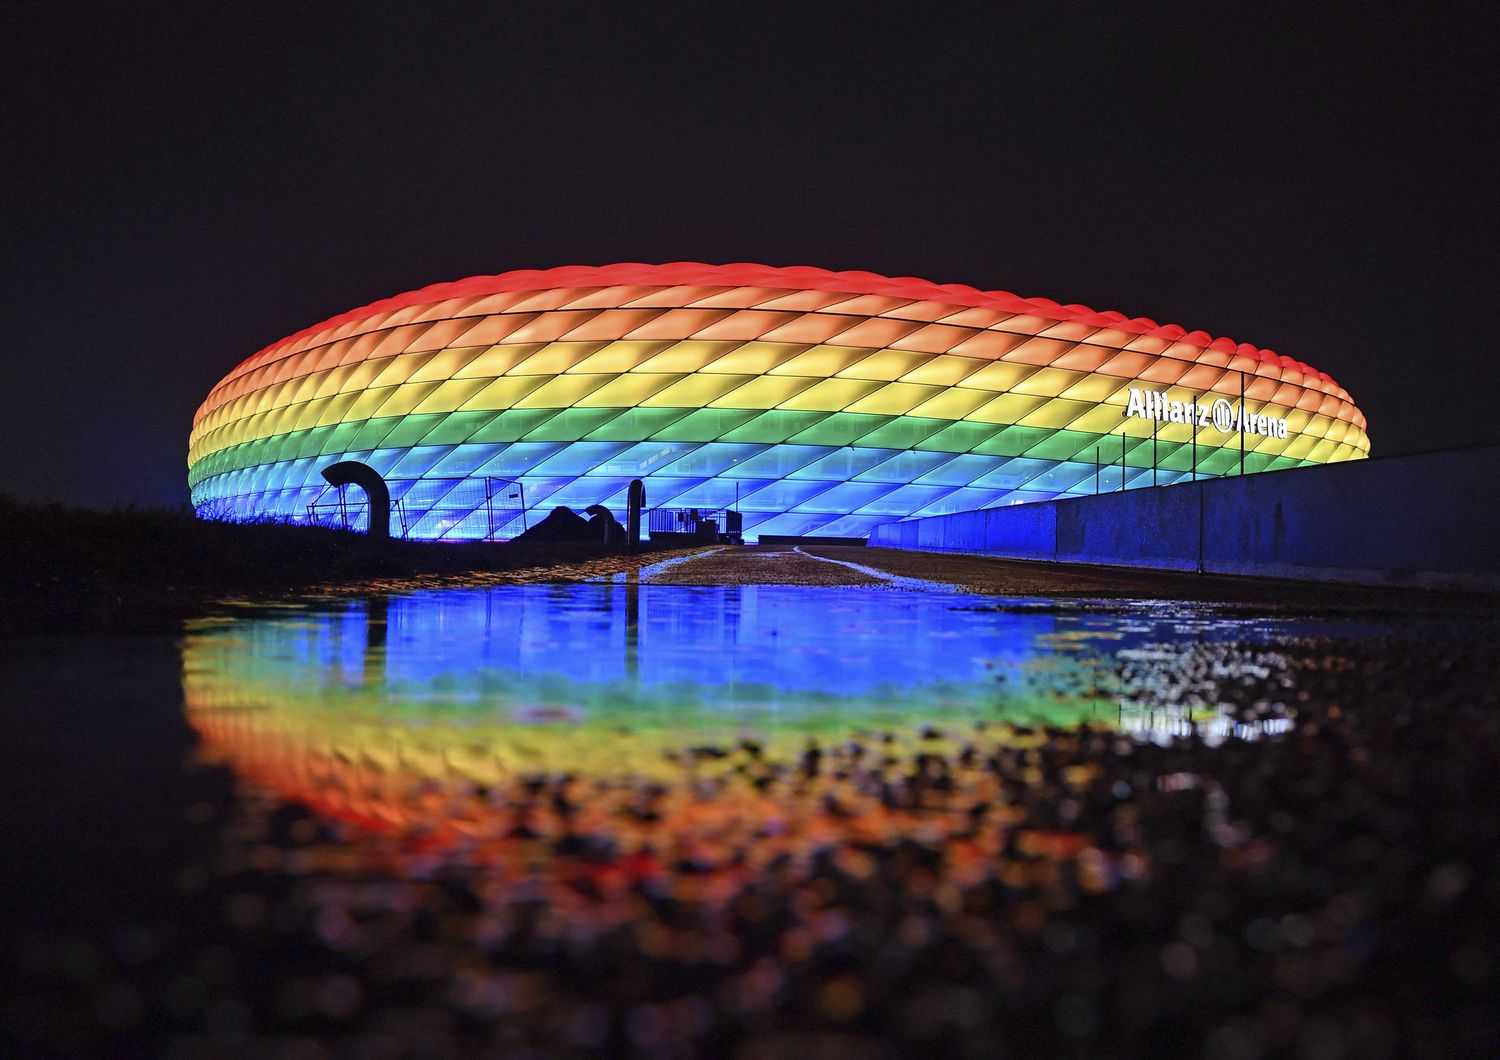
[103,585,1476,1055]
[182,584,1351,794]
[172,583,1380,964]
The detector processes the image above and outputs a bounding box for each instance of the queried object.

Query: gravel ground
[639,547,887,587]
[317,546,716,593]
[650,544,1490,611]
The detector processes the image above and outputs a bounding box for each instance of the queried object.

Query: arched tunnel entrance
[320,460,391,539]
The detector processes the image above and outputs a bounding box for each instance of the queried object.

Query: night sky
[5,2,1497,508]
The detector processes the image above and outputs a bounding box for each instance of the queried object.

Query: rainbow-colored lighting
[188,263,1369,540]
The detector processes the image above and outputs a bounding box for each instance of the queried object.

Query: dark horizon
[5,2,1497,509]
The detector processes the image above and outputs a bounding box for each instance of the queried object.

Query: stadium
[187,263,1369,541]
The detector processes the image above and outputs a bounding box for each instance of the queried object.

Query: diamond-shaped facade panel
[187,263,1370,541]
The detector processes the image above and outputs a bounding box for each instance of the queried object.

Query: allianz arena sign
[1125,387,1290,440]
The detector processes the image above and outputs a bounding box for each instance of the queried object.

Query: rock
[512,506,598,544]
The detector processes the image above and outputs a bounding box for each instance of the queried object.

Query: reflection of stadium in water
[184,585,1325,828]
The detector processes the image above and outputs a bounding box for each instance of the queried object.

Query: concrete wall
[868,445,1500,591]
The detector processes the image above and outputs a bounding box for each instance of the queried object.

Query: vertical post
[626,479,645,551]
[1191,392,1198,482]
[1239,369,1246,477]
[1153,416,1158,488]
[1095,446,1100,494]
[1120,429,1126,492]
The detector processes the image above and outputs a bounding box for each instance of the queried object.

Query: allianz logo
[1124,387,1289,440]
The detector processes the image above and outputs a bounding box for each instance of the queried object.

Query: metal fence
[307,477,527,540]
[647,507,743,543]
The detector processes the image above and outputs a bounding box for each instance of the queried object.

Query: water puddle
[182,585,1382,819]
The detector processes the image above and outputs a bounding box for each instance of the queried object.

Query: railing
[647,507,743,543]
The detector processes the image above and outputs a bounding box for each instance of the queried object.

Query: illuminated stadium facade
[188,263,1369,541]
